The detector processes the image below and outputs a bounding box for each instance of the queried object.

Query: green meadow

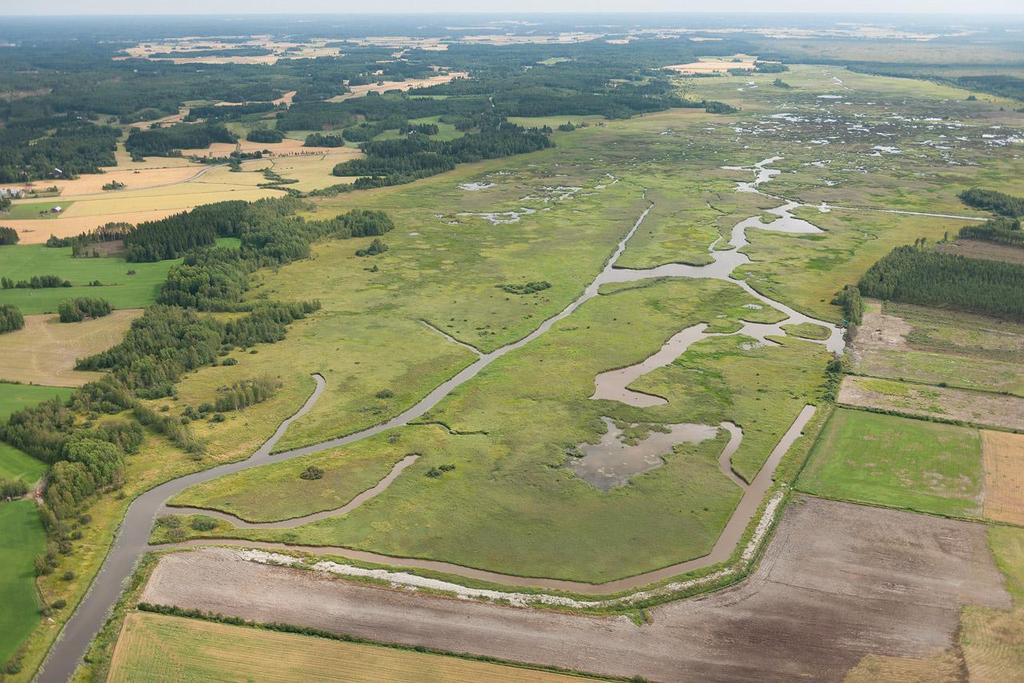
[0,245,175,315]
[798,408,983,518]
[0,501,46,664]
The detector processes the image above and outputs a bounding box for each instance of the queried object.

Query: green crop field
[0,444,46,484]
[0,245,176,315]
[0,501,46,664]
[0,382,75,419]
[2,201,75,220]
[798,407,983,518]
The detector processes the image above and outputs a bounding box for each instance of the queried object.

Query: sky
[9,1,1024,15]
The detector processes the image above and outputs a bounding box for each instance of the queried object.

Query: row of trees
[1,274,71,289]
[125,123,237,157]
[959,217,1023,247]
[0,227,18,245]
[959,188,1024,218]
[214,376,281,412]
[332,118,552,187]
[858,245,1024,321]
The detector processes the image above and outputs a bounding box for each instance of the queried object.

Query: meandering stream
[38,157,842,682]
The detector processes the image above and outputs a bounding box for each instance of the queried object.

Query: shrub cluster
[0,304,24,333]
[498,281,550,295]
[58,297,112,323]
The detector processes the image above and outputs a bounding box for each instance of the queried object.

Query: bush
[58,297,113,323]
[61,570,76,581]
[499,281,550,295]
[832,285,863,325]
[0,478,28,499]
[0,226,19,245]
[0,304,24,333]
[375,389,394,399]
[190,517,218,531]
[51,598,67,609]
[299,466,324,480]
[355,238,388,257]
[157,515,181,528]
[303,133,345,147]
[246,128,285,143]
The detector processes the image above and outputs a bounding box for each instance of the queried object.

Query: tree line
[0,118,120,183]
[331,117,552,188]
[959,188,1024,218]
[125,123,237,158]
[958,217,1023,248]
[858,244,1024,321]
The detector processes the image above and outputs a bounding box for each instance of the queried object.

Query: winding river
[37,157,842,682]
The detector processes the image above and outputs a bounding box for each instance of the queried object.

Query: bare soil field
[120,38,342,65]
[5,210,194,244]
[850,301,1024,397]
[666,55,757,74]
[329,72,469,100]
[179,138,362,158]
[938,239,1024,265]
[838,376,1024,432]
[139,497,1008,683]
[982,431,1024,526]
[0,166,204,199]
[0,310,142,387]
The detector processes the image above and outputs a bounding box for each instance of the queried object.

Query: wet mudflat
[568,417,720,490]
[141,496,1009,683]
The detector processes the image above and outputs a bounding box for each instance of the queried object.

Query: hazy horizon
[8,3,1024,16]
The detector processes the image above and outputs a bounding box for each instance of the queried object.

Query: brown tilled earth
[838,376,1024,432]
[982,430,1024,526]
[140,496,1009,683]
[938,239,1024,266]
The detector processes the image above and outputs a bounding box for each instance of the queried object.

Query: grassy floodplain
[163,64,1024,582]
[172,277,827,582]
[0,501,46,665]
[798,408,983,518]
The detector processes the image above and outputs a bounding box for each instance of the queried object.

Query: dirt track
[141,496,1009,683]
